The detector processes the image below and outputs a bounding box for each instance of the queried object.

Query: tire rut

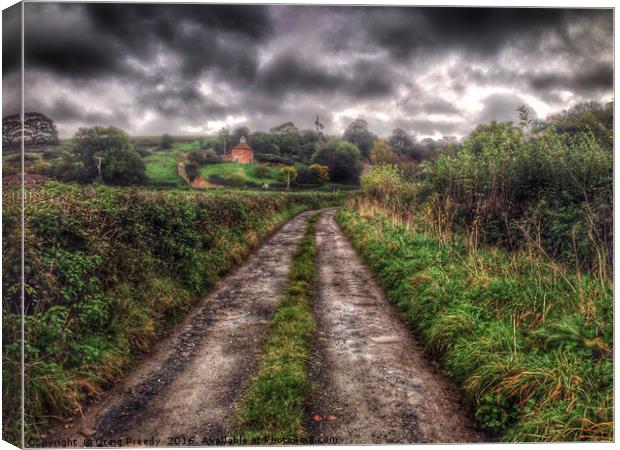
[307,209,485,444]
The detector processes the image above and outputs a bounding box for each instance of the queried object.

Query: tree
[231,126,250,146]
[369,139,397,165]
[278,166,298,189]
[2,115,21,148]
[517,104,532,130]
[22,112,58,146]
[309,163,329,184]
[544,101,613,149]
[301,130,319,145]
[343,119,376,158]
[188,149,220,165]
[215,127,231,154]
[312,138,362,184]
[73,126,146,185]
[160,133,174,149]
[270,121,299,135]
[248,131,275,157]
[270,122,301,160]
[387,128,414,156]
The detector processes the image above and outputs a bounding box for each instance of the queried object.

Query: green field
[143,141,201,186]
[199,162,282,186]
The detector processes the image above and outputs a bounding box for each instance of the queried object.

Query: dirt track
[48,210,317,446]
[307,209,484,444]
[47,208,484,446]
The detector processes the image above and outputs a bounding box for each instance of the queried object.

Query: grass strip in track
[235,214,319,443]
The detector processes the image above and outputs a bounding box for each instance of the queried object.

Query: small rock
[81,426,97,436]
[370,335,402,344]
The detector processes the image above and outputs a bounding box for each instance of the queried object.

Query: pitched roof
[231,142,253,153]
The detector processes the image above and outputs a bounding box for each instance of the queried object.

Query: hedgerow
[364,127,612,273]
[2,183,343,444]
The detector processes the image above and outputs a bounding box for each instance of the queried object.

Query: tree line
[3,100,612,187]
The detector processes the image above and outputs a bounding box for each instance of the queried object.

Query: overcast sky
[2,3,614,139]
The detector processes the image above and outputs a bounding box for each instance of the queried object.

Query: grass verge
[336,205,612,442]
[235,214,319,443]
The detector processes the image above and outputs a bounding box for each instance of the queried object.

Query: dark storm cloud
[361,8,610,61]
[50,98,129,125]
[2,3,21,76]
[2,3,21,117]
[394,117,464,136]
[422,99,461,115]
[12,4,613,138]
[529,64,613,93]
[256,54,394,99]
[24,3,272,81]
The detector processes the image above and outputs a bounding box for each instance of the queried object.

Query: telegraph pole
[95,156,104,178]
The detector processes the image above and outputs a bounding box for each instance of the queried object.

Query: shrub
[253,164,270,179]
[188,149,220,165]
[160,133,174,149]
[278,166,298,186]
[41,148,65,159]
[312,138,362,184]
[225,171,247,187]
[360,164,403,199]
[185,162,200,181]
[309,163,329,184]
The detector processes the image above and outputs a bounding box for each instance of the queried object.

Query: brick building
[223,136,254,164]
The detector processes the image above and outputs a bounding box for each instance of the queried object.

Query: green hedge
[2,183,343,444]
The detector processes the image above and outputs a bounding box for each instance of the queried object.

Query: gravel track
[46,208,484,446]
[306,209,484,444]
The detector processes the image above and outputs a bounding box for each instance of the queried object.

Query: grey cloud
[8,4,613,139]
[477,92,538,125]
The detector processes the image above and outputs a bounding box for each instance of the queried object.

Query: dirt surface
[307,209,485,444]
[46,210,317,447]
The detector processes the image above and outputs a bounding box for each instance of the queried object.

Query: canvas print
[1,2,614,447]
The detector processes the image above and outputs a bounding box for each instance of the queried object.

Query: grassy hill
[143,141,200,186]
